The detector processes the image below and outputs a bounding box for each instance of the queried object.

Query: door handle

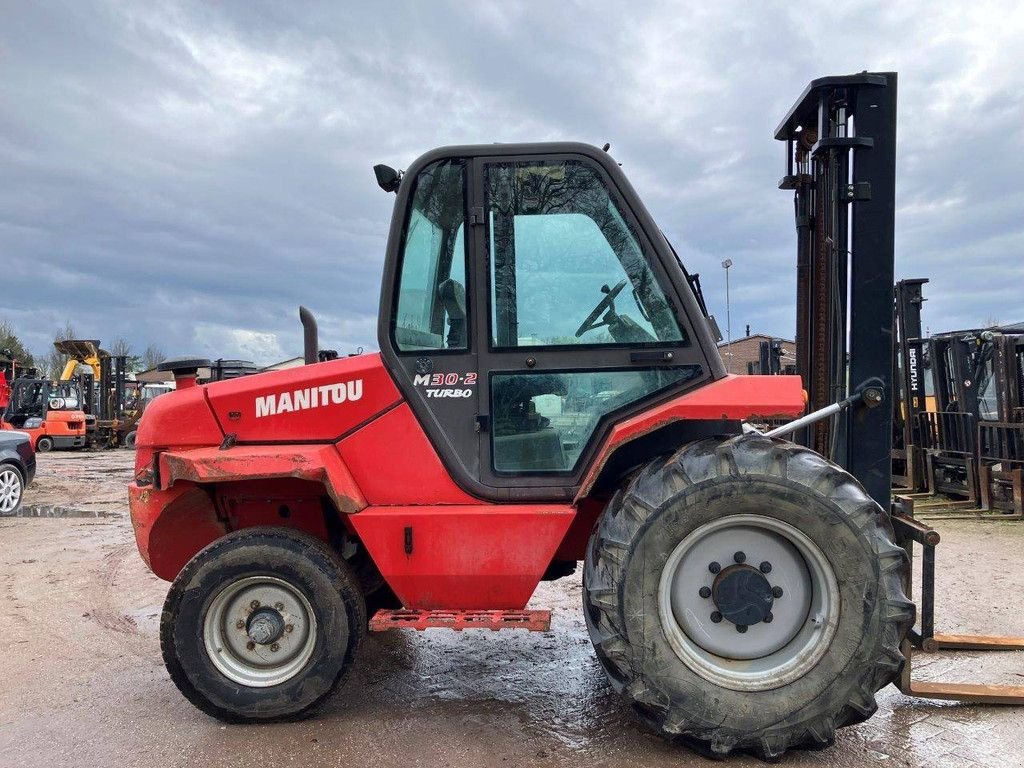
[630,350,674,363]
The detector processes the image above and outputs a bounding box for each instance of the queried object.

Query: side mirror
[373,164,402,193]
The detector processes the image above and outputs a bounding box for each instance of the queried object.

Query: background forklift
[54,338,179,448]
[0,350,16,411]
[891,278,933,491]
[128,73,1023,760]
[0,373,87,452]
[54,339,131,448]
[920,324,1024,513]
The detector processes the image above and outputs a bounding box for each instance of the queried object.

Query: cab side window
[393,159,468,351]
[486,159,686,348]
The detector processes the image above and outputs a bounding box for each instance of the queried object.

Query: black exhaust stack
[299,306,318,365]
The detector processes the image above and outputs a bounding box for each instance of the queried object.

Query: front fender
[577,374,805,500]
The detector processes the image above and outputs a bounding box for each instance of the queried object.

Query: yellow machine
[58,339,102,383]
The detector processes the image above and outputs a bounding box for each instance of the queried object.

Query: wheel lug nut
[235,619,245,629]
[710,611,723,623]
[275,602,284,611]
[270,643,279,652]
[246,641,255,650]
[733,551,746,564]
[736,624,748,633]
[772,586,784,598]
[764,612,774,623]
[759,561,772,573]
[285,624,294,633]
[708,561,721,574]
[250,600,260,609]
[698,586,711,599]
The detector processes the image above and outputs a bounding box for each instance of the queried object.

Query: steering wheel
[575,280,627,338]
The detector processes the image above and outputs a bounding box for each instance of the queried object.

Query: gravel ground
[2,451,1024,767]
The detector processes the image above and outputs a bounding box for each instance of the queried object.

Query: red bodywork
[129,353,804,610]
[369,609,552,632]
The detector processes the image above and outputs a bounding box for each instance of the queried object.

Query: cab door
[384,157,481,484]
[469,153,707,494]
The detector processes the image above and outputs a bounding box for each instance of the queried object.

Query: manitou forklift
[129,73,1023,760]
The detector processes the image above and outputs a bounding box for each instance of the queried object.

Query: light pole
[721,259,733,372]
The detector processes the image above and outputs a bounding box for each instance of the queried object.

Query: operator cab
[377,143,725,499]
[931,325,1024,422]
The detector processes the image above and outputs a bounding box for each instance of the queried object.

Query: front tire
[161,528,365,722]
[583,435,913,760]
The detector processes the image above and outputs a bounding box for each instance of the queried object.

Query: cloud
[0,0,1022,369]
[193,323,284,363]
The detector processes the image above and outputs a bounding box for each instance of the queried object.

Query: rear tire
[583,435,913,760]
[124,431,137,449]
[161,528,365,722]
[35,436,53,453]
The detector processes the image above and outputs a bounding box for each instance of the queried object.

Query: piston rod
[761,380,884,439]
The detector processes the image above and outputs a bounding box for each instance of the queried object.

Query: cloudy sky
[2,1,1023,365]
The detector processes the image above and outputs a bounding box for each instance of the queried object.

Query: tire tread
[160,527,365,723]
[583,435,912,759]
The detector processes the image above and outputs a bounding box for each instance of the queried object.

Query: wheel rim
[202,575,317,688]
[658,513,840,692]
[0,468,22,513]
[37,438,52,452]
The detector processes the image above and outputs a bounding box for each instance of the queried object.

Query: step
[368,609,551,632]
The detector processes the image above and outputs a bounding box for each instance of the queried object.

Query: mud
[2,451,1024,767]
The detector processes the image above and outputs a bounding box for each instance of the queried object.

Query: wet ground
[2,452,1024,767]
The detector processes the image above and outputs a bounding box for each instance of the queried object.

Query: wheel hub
[202,576,317,688]
[712,564,774,627]
[658,514,840,691]
[246,608,285,645]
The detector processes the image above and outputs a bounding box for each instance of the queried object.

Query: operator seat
[437,278,466,349]
[491,375,568,471]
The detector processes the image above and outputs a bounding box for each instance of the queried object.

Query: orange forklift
[2,350,87,451]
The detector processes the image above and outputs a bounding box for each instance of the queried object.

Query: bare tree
[110,337,132,357]
[142,344,166,371]
[37,322,78,379]
[110,337,143,371]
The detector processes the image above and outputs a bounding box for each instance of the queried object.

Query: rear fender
[131,444,367,581]
[158,443,366,514]
[129,482,224,580]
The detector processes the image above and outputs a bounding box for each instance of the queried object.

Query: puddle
[6,504,123,519]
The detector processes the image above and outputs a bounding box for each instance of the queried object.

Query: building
[261,356,304,372]
[718,332,797,375]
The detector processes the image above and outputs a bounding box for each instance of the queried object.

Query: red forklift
[128,73,1024,759]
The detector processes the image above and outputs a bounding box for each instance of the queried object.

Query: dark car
[0,429,35,515]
